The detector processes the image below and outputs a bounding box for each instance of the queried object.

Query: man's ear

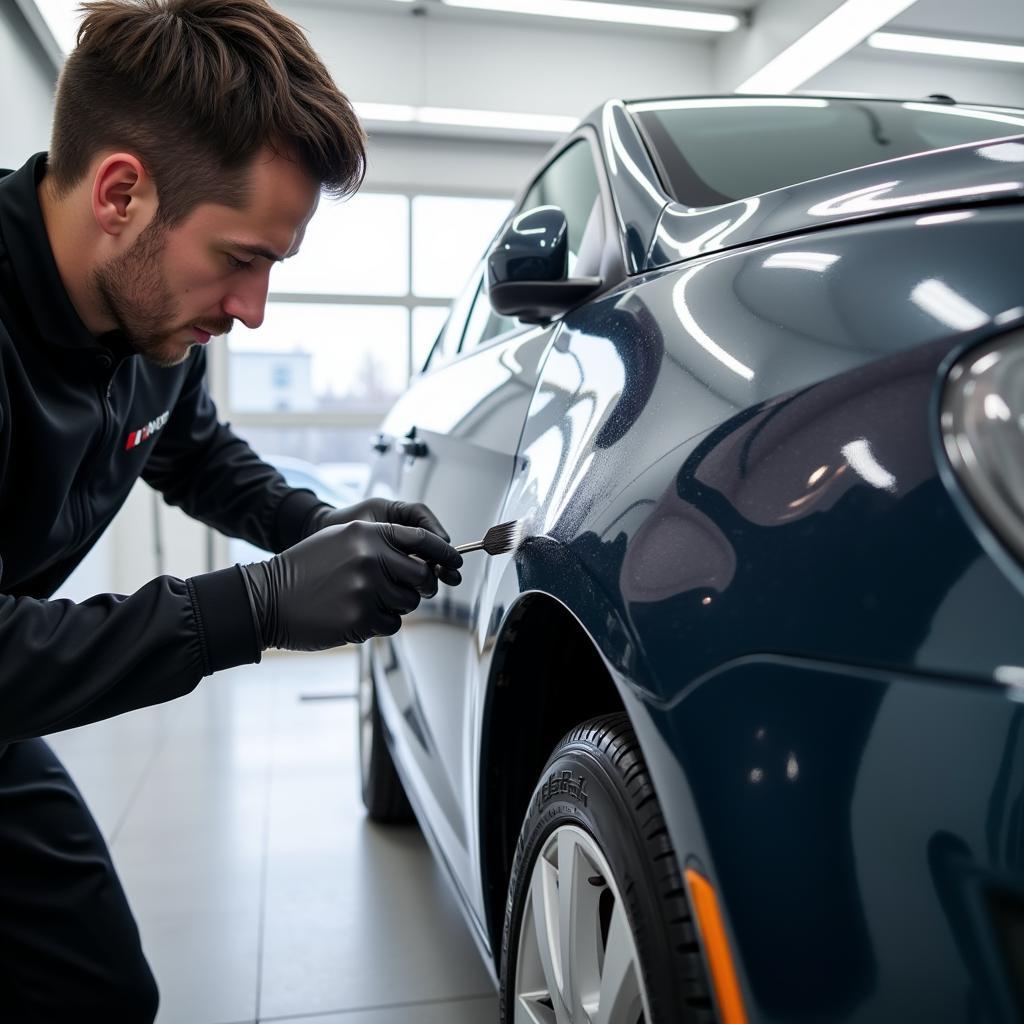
[91,153,159,238]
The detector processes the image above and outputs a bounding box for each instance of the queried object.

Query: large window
[226,190,513,418]
[219,188,512,558]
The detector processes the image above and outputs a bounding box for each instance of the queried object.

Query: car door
[367,137,612,916]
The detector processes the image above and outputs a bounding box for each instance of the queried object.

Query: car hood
[647,134,1024,268]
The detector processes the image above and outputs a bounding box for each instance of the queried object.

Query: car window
[520,139,605,278]
[456,139,608,355]
[423,266,482,372]
[629,97,1024,207]
[460,277,519,353]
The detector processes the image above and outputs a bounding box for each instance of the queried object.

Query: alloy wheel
[514,824,651,1024]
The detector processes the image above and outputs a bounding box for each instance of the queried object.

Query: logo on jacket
[125,410,170,451]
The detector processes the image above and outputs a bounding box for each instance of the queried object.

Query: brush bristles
[480,520,521,556]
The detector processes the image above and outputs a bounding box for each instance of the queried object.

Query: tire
[500,713,714,1024]
[358,647,414,824]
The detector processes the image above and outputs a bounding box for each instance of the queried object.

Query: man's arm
[142,349,322,553]
[0,503,464,745]
[0,519,463,744]
[0,567,258,746]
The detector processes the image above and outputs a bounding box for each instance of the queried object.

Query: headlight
[942,328,1024,564]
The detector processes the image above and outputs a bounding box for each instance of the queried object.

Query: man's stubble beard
[92,219,231,368]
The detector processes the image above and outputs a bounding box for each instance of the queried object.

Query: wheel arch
[477,589,630,960]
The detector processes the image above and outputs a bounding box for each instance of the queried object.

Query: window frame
[419,127,626,375]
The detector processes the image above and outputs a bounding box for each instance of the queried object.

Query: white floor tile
[143,905,261,1024]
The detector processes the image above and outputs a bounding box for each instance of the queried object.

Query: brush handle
[411,541,482,572]
[412,541,482,561]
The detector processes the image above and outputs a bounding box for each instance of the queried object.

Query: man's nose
[222,269,270,330]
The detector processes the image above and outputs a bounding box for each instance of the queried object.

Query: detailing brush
[455,520,522,557]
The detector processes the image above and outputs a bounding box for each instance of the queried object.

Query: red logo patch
[125,410,170,451]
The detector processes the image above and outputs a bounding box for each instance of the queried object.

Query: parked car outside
[359,94,1024,1024]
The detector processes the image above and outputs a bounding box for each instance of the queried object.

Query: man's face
[93,150,319,367]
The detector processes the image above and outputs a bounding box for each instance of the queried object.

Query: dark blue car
[359,95,1024,1024]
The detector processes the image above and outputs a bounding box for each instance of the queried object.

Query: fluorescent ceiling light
[354,102,577,135]
[353,102,418,122]
[442,0,740,33]
[418,107,578,132]
[737,0,918,94]
[869,31,1024,64]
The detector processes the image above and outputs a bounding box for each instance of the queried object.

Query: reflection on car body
[359,94,1024,1023]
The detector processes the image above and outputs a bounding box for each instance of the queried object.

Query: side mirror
[487,206,602,325]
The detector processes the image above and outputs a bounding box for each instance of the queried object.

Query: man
[0,0,463,1017]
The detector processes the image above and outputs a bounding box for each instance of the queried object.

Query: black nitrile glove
[304,498,462,587]
[240,521,463,652]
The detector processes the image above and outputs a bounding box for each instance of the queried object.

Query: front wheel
[500,714,714,1024]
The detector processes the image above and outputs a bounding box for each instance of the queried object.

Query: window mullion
[407,190,414,383]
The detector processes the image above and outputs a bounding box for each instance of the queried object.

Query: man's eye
[227,254,254,270]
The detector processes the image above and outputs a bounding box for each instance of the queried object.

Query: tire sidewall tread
[499,712,713,1024]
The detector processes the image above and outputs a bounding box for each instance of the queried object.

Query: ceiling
[890,0,1024,41]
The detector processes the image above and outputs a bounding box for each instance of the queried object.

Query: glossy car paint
[595,100,666,274]
[365,97,1024,1021]
[647,135,1024,266]
[370,320,556,934]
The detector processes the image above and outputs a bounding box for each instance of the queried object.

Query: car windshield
[629,97,1024,207]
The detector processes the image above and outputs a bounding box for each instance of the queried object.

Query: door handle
[371,432,391,454]
[398,427,429,459]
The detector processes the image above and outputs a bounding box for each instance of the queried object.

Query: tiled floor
[46,653,499,1024]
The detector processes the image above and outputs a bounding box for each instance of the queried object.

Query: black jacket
[0,154,324,746]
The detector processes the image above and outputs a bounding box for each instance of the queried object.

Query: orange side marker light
[685,867,749,1024]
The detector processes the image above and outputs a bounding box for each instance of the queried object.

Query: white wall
[0,0,54,169]
[364,134,549,196]
[808,49,1024,107]
[279,1,715,119]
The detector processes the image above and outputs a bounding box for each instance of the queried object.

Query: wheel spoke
[593,903,641,1024]
[516,989,558,1024]
[516,899,556,1024]
[557,828,583,1016]
[530,849,570,1022]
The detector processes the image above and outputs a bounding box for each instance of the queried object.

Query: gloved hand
[240,521,463,652]
[305,498,461,586]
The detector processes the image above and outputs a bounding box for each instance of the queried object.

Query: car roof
[619,93,1024,112]
[574,94,1024,128]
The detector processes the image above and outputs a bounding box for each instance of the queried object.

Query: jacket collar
[0,152,129,355]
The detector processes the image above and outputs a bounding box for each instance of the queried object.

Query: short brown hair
[48,0,366,224]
